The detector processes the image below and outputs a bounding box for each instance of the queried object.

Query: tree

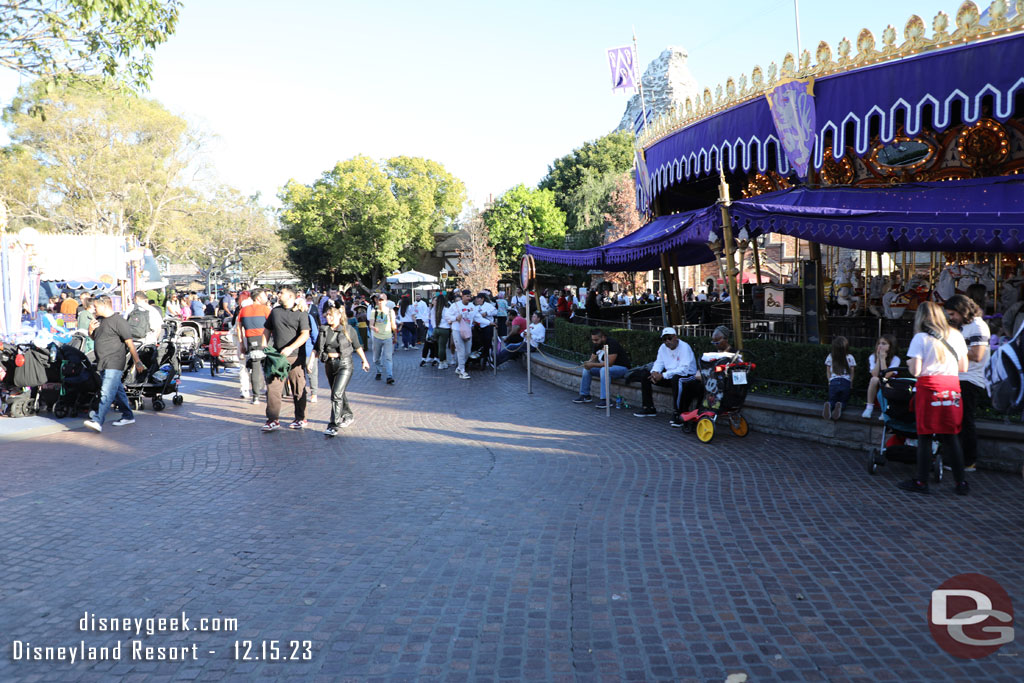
[455,208,500,295]
[483,185,567,271]
[602,173,645,294]
[0,78,207,244]
[539,130,634,229]
[0,0,181,91]
[278,156,466,286]
[157,188,284,294]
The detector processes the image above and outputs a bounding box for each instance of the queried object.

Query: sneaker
[897,479,929,494]
[432,359,439,366]
[324,427,338,438]
[669,417,685,428]
[309,395,318,404]
[83,419,102,433]
[250,395,258,405]
[420,360,427,367]
[822,402,832,420]
[458,371,471,380]
[633,407,657,417]
[833,403,843,420]
[111,417,135,427]
[861,405,873,419]
[438,362,448,370]
[386,377,395,385]
[289,420,308,430]
[964,463,977,472]
[572,395,593,404]
[594,400,610,409]
[955,481,970,496]
[261,420,280,432]
[375,373,382,381]
[339,416,354,429]
[240,393,251,400]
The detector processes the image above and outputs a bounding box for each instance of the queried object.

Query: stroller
[679,351,757,443]
[0,343,55,418]
[124,339,184,411]
[866,374,943,480]
[50,344,101,419]
[167,319,205,372]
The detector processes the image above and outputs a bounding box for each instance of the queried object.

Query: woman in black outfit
[315,306,370,437]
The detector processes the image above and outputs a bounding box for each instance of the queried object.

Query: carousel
[528,1,1024,348]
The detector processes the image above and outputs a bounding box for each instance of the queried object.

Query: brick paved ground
[1,349,1022,682]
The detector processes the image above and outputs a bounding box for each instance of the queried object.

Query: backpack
[986,323,1024,413]
[128,306,150,340]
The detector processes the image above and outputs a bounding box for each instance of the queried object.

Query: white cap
[660,327,677,338]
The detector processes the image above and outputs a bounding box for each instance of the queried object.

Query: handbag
[459,319,472,341]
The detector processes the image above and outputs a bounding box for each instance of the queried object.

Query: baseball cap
[660,327,678,338]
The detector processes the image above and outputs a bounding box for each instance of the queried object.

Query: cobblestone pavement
[1,349,1022,682]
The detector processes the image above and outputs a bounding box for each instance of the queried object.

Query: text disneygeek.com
[9,611,312,663]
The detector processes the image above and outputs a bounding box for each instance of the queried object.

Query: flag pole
[632,26,649,131]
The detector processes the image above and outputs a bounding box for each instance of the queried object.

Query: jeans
[434,328,451,363]
[91,368,133,426]
[266,355,306,423]
[453,332,472,372]
[372,336,394,378]
[959,381,984,467]
[827,377,852,409]
[580,365,628,400]
[496,316,507,337]
[400,324,416,348]
[305,353,319,395]
[495,342,525,367]
[324,359,354,428]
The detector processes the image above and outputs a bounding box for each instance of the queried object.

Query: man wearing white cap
[634,327,701,426]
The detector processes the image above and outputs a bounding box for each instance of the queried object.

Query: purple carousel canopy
[640,32,1024,212]
[730,175,1024,252]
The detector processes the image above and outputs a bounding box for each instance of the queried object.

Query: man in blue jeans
[83,295,146,433]
[573,328,632,409]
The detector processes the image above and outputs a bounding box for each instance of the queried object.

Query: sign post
[520,255,536,395]
[603,344,610,418]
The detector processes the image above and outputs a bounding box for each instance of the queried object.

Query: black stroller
[124,339,184,411]
[866,374,943,480]
[51,344,101,419]
[1,343,54,418]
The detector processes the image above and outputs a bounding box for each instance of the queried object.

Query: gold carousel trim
[637,1,1024,150]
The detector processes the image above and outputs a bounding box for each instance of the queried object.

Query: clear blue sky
[0,0,948,208]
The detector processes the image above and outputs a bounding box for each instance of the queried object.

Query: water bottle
[615,395,623,410]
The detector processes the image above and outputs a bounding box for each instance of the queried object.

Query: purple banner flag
[766,77,816,179]
[607,46,636,92]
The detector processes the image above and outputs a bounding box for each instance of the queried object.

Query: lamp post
[717,168,744,351]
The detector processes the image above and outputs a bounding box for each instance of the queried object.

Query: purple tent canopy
[531,175,1024,272]
[526,208,718,272]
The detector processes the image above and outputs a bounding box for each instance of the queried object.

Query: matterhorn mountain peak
[617,46,700,133]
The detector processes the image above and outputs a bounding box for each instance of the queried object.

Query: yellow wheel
[696,417,715,443]
[730,416,749,437]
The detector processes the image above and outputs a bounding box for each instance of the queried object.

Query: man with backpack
[124,291,163,346]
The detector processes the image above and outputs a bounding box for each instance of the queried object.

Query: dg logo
[929,573,1014,659]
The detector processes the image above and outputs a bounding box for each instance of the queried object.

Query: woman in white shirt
[861,333,901,419]
[897,302,970,496]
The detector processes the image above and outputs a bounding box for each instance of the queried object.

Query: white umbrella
[386,270,438,285]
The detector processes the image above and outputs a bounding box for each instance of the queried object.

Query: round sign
[520,255,535,291]
[928,572,1014,659]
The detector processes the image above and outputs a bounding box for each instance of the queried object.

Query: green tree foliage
[0,78,206,245]
[482,184,567,271]
[538,130,634,230]
[0,0,181,91]
[278,156,466,286]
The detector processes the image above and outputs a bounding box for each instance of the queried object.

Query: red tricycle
[679,351,756,443]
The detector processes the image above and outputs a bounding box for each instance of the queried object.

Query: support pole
[993,253,1000,313]
[752,236,763,285]
[671,253,685,320]
[603,343,610,418]
[493,322,497,377]
[862,250,869,315]
[658,268,668,327]
[526,327,532,394]
[718,168,744,351]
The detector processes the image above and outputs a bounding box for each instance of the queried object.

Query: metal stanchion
[603,343,610,418]
[493,325,497,377]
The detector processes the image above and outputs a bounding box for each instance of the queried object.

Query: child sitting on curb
[824,336,856,420]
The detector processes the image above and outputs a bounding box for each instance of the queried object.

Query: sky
[0,0,950,208]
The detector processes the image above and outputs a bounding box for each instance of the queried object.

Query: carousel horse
[935,263,995,303]
[834,256,861,316]
[867,275,890,317]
